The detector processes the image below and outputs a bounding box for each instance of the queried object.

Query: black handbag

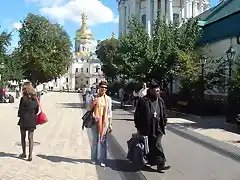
[81,105,96,129]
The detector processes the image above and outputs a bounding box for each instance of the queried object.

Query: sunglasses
[100,86,107,89]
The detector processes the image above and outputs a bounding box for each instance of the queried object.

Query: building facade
[51,13,105,91]
[117,0,210,36]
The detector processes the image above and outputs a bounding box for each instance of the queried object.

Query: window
[96,78,98,83]
[66,78,68,83]
[95,66,100,73]
[173,13,180,25]
[75,68,78,73]
[86,68,88,73]
[81,68,83,73]
[86,80,88,84]
[141,15,146,28]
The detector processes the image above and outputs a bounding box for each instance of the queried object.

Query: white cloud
[37,0,118,26]
[11,22,22,30]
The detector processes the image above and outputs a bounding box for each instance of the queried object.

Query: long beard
[149,93,158,100]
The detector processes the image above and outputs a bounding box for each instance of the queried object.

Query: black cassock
[134,95,167,166]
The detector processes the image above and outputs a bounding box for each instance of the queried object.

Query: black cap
[149,79,159,88]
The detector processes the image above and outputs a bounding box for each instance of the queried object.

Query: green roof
[197,0,240,26]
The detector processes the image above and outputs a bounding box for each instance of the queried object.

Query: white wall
[203,37,240,61]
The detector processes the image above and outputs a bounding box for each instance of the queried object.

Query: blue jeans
[36,92,41,101]
[91,123,108,163]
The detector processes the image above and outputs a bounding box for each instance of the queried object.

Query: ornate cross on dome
[82,12,87,25]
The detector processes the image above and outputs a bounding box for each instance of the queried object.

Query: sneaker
[91,161,96,165]
[100,163,105,167]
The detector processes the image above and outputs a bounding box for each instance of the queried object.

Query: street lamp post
[226,45,236,84]
[0,62,4,84]
[0,62,4,103]
[200,57,206,114]
[226,45,236,123]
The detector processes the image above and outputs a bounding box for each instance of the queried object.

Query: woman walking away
[18,83,39,161]
[90,81,112,167]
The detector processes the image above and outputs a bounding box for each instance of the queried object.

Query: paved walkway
[112,100,240,148]
[167,114,240,148]
[0,92,98,180]
[111,105,240,180]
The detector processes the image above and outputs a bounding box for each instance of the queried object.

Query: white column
[122,3,126,35]
[200,0,204,14]
[125,2,129,33]
[161,0,165,17]
[168,0,173,23]
[118,6,122,36]
[192,0,198,17]
[189,0,192,17]
[153,0,158,20]
[131,0,136,18]
[146,0,152,36]
[184,0,189,19]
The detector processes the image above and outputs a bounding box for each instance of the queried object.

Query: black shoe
[19,154,27,158]
[27,157,32,161]
[157,165,171,172]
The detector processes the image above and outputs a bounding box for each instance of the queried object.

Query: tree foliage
[118,17,150,81]
[116,12,202,90]
[17,13,72,84]
[95,37,120,80]
[0,27,24,83]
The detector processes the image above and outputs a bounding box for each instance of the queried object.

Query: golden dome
[76,12,93,40]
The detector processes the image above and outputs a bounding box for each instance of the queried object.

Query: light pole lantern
[226,45,236,81]
[226,45,236,123]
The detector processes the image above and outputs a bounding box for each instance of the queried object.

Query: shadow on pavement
[58,102,84,109]
[37,154,92,164]
[106,159,166,173]
[0,152,24,160]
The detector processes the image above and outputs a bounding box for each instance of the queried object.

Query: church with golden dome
[52,13,105,91]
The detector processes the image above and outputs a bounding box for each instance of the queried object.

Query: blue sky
[0,0,220,51]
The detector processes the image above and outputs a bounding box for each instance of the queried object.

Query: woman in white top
[90,81,112,167]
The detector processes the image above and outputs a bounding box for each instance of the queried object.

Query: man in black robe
[134,80,169,171]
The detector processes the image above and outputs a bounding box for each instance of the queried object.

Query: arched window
[141,15,146,28]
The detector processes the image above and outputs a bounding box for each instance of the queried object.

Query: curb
[112,102,240,163]
[167,124,240,163]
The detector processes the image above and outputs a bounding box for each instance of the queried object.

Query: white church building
[117,0,211,36]
[51,13,105,91]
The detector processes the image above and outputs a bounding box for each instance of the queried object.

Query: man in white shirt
[139,83,148,98]
[36,82,43,101]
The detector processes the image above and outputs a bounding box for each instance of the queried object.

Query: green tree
[95,37,120,81]
[17,13,72,84]
[118,17,150,81]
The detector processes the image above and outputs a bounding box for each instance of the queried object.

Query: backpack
[81,105,96,129]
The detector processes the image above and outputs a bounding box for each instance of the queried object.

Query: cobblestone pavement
[0,92,98,180]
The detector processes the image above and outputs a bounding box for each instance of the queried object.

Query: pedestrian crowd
[82,79,169,172]
[14,79,169,173]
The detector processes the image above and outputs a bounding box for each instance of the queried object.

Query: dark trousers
[148,134,166,166]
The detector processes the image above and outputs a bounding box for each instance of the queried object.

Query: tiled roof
[197,0,240,26]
